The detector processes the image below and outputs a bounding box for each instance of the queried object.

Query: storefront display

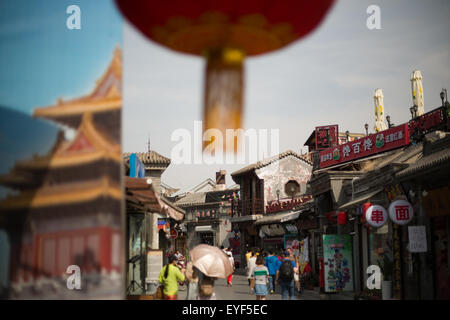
[323,234,354,293]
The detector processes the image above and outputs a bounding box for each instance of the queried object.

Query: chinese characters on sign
[320,124,409,168]
[365,205,388,228]
[388,199,414,225]
[408,226,427,253]
[408,107,445,137]
[315,125,338,150]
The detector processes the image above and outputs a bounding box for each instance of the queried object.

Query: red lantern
[362,202,371,215]
[116,0,335,150]
[337,211,347,225]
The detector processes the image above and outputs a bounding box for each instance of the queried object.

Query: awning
[255,210,301,226]
[195,225,213,232]
[338,188,383,210]
[230,215,263,223]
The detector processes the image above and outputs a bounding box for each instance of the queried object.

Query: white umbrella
[374,88,387,132]
[411,70,424,116]
[189,244,233,278]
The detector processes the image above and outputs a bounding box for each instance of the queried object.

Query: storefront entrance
[199,232,214,246]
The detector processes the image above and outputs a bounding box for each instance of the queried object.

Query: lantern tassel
[203,48,244,153]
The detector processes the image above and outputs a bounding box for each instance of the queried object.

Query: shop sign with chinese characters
[319,124,409,168]
[365,205,388,228]
[315,125,339,150]
[389,199,414,225]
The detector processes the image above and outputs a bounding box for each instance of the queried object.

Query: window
[285,180,301,197]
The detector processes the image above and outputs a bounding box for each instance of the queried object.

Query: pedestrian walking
[185,261,199,300]
[158,254,186,300]
[251,255,269,300]
[285,249,301,293]
[247,251,257,287]
[275,251,296,300]
[226,247,235,287]
[264,250,279,294]
[197,276,217,300]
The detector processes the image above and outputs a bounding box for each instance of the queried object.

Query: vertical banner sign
[315,125,339,150]
[320,124,409,168]
[322,235,354,293]
[386,185,404,299]
[146,250,163,284]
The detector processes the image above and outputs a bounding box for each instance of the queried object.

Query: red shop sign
[315,124,339,150]
[319,124,409,168]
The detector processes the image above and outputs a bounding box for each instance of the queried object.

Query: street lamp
[410,106,416,119]
[386,115,394,128]
[413,105,418,117]
[364,123,369,136]
[441,88,449,107]
[345,130,350,142]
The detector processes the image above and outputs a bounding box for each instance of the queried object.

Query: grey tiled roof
[175,192,207,207]
[397,146,450,178]
[123,151,171,165]
[231,150,312,176]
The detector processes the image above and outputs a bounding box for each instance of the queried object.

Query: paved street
[178,274,326,300]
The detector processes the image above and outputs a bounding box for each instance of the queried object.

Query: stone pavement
[178,274,354,300]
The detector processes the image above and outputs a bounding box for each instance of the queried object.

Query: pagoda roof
[10,113,121,171]
[0,176,121,211]
[33,46,122,128]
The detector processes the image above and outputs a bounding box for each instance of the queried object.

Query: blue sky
[122,0,450,190]
[0,0,122,114]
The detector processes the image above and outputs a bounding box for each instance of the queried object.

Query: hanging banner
[366,205,389,228]
[320,124,409,168]
[389,199,414,225]
[323,235,354,293]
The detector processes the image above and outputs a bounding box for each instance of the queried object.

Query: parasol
[373,88,387,132]
[411,70,424,116]
[189,244,233,278]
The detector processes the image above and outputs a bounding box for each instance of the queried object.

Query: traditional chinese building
[310,103,449,299]
[125,176,184,296]
[176,171,239,263]
[231,150,313,268]
[0,47,124,299]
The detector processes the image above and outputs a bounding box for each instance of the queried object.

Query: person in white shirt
[247,251,257,288]
[226,248,235,286]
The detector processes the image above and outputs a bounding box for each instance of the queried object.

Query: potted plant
[378,254,393,300]
[354,289,381,300]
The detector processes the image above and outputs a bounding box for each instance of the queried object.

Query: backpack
[279,260,294,281]
[199,277,214,298]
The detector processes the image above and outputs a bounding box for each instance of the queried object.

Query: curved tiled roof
[231,150,312,176]
[123,151,171,165]
[175,192,207,207]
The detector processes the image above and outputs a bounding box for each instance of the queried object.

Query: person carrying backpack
[264,250,279,294]
[275,251,296,300]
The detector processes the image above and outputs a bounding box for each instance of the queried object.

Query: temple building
[0,47,124,299]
